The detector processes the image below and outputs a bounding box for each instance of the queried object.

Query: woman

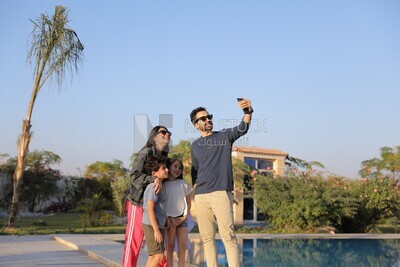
[122,125,171,267]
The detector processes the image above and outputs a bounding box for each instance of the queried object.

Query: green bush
[343,177,400,232]
[323,176,358,231]
[253,172,400,233]
[78,193,110,227]
[254,173,328,231]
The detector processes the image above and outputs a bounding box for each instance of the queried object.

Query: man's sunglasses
[194,114,213,124]
[158,129,172,136]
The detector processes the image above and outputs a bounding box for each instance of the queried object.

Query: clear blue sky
[1,0,399,178]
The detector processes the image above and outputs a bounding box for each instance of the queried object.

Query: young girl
[164,158,192,267]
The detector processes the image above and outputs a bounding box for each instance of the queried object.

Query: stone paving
[2,233,400,266]
[0,235,105,267]
[0,234,191,267]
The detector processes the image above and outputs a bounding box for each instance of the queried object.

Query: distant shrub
[253,172,400,233]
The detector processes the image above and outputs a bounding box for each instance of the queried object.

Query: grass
[2,213,400,235]
[0,213,126,235]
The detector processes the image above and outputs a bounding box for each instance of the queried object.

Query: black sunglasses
[158,129,172,136]
[194,114,213,124]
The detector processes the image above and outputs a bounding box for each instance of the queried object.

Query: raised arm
[227,98,253,142]
[238,98,253,124]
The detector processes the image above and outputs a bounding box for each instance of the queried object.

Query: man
[190,98,253,267]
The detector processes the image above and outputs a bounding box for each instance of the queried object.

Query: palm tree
[285,156,325,174]
[6,5,84,227]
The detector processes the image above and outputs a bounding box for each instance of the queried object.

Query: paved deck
[0,233,194,267]
[1,233,400,266]
[0,235,105,267]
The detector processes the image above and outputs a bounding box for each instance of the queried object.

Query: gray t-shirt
[191,120,249,195]
[142,183,167,228]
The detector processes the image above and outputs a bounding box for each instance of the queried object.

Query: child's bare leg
[176,227,188,267]
[146,253,164,267]
[166,226,177,267]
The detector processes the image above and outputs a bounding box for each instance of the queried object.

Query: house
[232,146,288,226]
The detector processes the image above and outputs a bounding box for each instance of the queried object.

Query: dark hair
[141,125,169,156]
[167,158,184,179]
[144,156,167,176]
[190,107,207,123]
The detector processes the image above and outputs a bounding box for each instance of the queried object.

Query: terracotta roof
[232,146,288,157]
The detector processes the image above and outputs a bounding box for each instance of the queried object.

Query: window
[244,158,256,168]
[244,157,273,171]
[258,160,273,171]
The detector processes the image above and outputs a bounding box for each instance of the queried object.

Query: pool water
[190,238,400,267]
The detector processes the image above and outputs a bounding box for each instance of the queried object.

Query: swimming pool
[188,234,400,267]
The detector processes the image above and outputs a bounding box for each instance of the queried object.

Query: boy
[142,156,169,267]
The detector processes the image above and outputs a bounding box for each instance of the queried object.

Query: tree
[359,146,400,179]
[285,156,325,174]
[2,150,62,213]
[0,154,14,210]
[84,160,128,215]
[232,157,251,188]
[7,6,84,227]
[85,160,127,181]
[22,151,62,212]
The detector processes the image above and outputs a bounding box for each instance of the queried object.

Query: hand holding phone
[237,98,249,112]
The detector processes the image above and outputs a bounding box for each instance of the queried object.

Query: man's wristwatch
[244,107,253,114]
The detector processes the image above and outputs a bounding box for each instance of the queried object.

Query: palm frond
[27,5,84,92]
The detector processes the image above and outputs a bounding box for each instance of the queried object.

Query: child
[142,156,169,267]
[164,158,192,267]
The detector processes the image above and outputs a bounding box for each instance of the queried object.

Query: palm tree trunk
[6,120,32,227]
[5,57,43,227]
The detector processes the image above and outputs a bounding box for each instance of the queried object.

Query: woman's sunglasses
[194,114,213,124]
[158,129,172,136]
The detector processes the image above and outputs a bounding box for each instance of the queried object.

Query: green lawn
[0,213,126,235]
[2,213,400,235]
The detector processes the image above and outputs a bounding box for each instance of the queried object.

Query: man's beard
[203,122,213,131]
